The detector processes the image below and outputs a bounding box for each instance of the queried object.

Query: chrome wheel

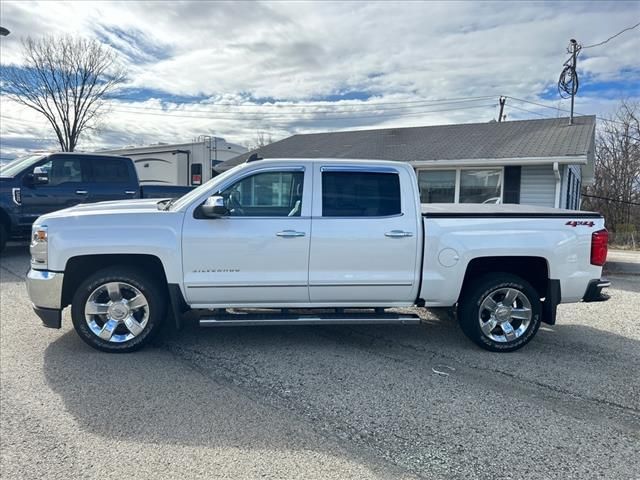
[478,287,532,343]
[84,282,150,343]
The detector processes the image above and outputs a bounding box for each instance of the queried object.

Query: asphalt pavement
[1,244,639,479]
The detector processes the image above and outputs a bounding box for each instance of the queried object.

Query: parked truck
[0,152,193,253]
[26,158,610,353]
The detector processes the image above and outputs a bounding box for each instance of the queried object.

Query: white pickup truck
[26,158,610,353]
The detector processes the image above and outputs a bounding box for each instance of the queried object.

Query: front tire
[71,267,167,353]
[458,273,541,352]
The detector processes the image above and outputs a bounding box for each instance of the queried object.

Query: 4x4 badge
[566,220,594,227]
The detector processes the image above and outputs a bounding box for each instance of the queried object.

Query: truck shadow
[42,308,640,455]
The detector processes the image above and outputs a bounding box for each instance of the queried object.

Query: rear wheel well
[459,256,550,301]
[62,254,168,307]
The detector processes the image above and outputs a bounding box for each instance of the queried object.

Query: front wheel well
[459,256,550,302]
[61,254,168,308]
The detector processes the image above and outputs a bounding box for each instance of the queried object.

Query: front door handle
[75,190,88,195]
[385,230,413,238]
[276,230,306,238]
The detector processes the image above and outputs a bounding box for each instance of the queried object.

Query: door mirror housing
[32,166,49,185]
[200,195,229,218]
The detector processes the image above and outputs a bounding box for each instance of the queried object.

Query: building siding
[520,165,557,207]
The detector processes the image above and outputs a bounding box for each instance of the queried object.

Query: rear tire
[458,273,541,352]
[71,266,167,353]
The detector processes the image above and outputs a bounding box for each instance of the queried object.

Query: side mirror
[32,166,49,185]
[200,195,229,218]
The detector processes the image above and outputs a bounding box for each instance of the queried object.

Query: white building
[102,136,246,187]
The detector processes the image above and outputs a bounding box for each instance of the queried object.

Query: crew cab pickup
[0,152,193,253]
[26,158,610,353]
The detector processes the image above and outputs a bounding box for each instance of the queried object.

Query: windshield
[0,155,45,177]
[168,163,245,211]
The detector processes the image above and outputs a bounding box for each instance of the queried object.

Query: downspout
[553,162,561,208]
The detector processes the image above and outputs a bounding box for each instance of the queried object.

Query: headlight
[30,224,48,269]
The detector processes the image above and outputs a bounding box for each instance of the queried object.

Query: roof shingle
[217,115,595,172]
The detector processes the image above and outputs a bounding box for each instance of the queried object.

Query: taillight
[591,229,608,266]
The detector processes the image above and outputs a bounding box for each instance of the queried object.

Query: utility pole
[498,96,506,122]
[568,39,578,125]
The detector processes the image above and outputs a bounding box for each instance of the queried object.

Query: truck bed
[421,203,602,218]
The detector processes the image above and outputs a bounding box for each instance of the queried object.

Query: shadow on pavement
[43,305,640,455]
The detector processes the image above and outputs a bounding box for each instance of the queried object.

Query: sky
[0,0,639,160]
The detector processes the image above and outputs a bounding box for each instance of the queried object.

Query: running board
[199,311,421,327]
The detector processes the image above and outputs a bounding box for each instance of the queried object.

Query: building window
[459,169,502,204]
[418,170,456,203]
[417,168,503,204]
[566,169,581,210]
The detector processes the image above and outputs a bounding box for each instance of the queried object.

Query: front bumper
[26,269,64,329]
[582,278,611,302]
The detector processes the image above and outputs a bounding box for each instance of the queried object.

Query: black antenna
[246,153,263,163]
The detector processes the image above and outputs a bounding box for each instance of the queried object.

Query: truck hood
[39,198,168,222]
[65,198,165,213]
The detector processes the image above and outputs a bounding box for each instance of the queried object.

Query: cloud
[0,0,639,159]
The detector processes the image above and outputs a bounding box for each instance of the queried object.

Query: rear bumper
[26,269,64,329]
[582,279,611,302]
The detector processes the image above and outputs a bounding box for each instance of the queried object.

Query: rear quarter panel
[420,216,605,306]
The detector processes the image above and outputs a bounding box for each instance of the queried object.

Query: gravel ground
[1,244,639,480]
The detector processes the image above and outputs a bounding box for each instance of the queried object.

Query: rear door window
[90,158,131,183]
[322,171,401,217]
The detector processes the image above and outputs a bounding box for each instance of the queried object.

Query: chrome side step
[199,311,421,327]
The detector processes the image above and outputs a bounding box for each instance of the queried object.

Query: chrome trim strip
[213,216,312,220]
[310,283,413,287]
[321,166,400,174]
[188,283,413,289]
[214,165,306,194]
[315,213,405,220]
[187,284,307,289]
[200,316,421,327]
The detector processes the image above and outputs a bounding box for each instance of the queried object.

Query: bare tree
[582,100,640,236]
[3,36,125,151]
[245,130,273,150]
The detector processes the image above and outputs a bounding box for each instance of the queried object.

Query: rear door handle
[75,190,88,195]
[385,230,413,238]
[125,190,136,195]
[276,230,306,238]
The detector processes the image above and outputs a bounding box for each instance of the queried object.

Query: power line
[506,104,551,118]
[110,96,496,115]
[108,94,496,110]
[582,193,640,206]
[506,96,628,126]
[582,21,640,49]
[109,103,496,122]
